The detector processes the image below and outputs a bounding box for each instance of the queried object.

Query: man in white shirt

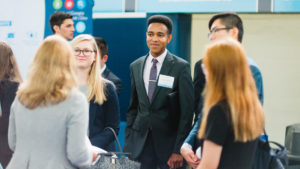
[49,11,75,41]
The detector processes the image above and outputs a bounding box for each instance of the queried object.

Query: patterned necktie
[148,58,158,102]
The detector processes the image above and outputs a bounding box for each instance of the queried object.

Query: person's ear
[53,25,60,33]
[103,55,108,63]
[167,34,172,43]
[231,27,239,40]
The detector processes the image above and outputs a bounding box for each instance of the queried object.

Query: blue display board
[274,0,300,12]
[44,0,94,38]
[137,0,257,13]
[93,0,123,13]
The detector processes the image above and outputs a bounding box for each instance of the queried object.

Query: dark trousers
[137,131,186,169]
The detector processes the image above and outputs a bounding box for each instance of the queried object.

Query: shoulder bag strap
[104,127,122,153]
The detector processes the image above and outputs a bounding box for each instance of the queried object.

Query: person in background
[94,37,122,96]
[180,12,264,168]
[0,41,22,168]
[71,34,120,151]
[49,11,75,41]
[6,35,97,169]
[123,15,194,169]
[196,38,265,169]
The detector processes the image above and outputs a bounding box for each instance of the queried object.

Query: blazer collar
[102,67,110,79]
[137,55,150,104]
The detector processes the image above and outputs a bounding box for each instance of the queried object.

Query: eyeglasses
[208,27,232,38]
[74,49,95,56]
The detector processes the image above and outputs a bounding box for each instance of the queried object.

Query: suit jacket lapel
[138,55,151,105]
[150,52,174,103]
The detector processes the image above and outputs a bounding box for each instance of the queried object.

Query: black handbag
[91,127,141,169]
[252,130,288,169]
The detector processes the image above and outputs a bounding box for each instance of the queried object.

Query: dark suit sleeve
[173,63,194,154]
[90,83,120,149]
[113,78,122,96]
[125,65,139,136]
[184,114,200,145]
[193,60,205,116]
[181,60,206,149]
[105,69,122,97]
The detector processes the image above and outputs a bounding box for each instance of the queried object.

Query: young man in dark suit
[123,15,194,169]
[95,37,122,96]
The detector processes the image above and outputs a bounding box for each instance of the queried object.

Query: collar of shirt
[143,49,168,94]
[246,57,260,69]
[148,49,168,66]
[100,64,106,74]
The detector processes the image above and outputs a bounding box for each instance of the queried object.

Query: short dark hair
[147,15,173,34]
[94,37,108,58]
[208,12,244,42]
[49,11,73,33]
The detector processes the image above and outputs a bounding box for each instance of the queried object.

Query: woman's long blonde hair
[198,39,265,142]
[71,34,107,104]
[17,35,78,109]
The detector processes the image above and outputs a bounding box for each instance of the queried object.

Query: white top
[143,49,168,94]
[100,64,106,74]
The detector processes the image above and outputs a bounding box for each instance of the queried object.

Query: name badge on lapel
[158,74,174,89]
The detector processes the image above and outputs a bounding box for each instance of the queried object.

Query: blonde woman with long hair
[71,34,120,151]
[0,41,22,168]
[7,35,96,169]
[196,38,265,169]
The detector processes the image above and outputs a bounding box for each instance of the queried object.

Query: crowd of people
[0,11,265,169]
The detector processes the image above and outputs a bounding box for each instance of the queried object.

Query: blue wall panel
[274,0,300,12]
[93,18,148,121]
[93,0,123,13]
[138,0,257,13]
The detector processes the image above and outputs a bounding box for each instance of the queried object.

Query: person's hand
[92,152,98,162]
[180,148,200,168]
[167,153,183,169]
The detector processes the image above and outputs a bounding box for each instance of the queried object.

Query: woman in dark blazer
[0,41,22,168]
[71,34,120,151]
